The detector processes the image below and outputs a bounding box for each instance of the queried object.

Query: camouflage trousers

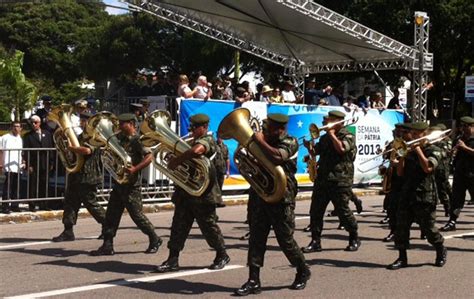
[103,184,157,240]
[395,201,444,250]
[62,183,105,228]
[248,199,306,268]
[450,174,474,220]
[167,196,225,252]
[310,184,358,239]
[386,190,401,232]
[435,169,452,206]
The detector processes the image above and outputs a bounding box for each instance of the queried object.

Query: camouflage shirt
[453,135,474,179]
[68,134,102,185]
[436,138,452,174]
[401,144,441,204]
[314,127,356,187]
[215,141,229,174]
[116,132,151,186]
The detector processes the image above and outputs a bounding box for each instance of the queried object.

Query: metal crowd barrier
[0,147,175,209]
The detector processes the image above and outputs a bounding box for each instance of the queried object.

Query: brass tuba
[140,110,211,197]
[85,111,132,184]
[47,104,84,173]
[218,108,287,204]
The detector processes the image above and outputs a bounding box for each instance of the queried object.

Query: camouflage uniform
[435,138,453,212]
[167,134,226,253]
[309,127,358,240]
[214,141,229,205]
[102,133,159,241]
[449,135,474,221]
[247,133,306,268]
[62,135,105,228]
[394,144,444,250]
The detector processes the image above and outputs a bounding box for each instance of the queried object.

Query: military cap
[79,112,92,119]
[436,123,447,130]
[267,113,289,125]
[460,116,474,125]
[130,103,143,109]
[327,110,345,119]
[190,113,210,125]
[139,99,150,105]
[407,121,429,131]
[394,122,405,128]
[429,125,442,131]
[117,113,137,122]
[75,99,88,108]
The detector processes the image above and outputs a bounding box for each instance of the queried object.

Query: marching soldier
[90,113,162,256]
[52,112,106,242]
[302,110,360,253]
[440,116,474,231]
[235,114,310,296]
[155,114,230,272]
[387,122,447,270]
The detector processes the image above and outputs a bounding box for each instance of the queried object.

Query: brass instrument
[85,111,132,184]
[302,128,318,182]
[392,129,452,159]
[140,110,212,197]
[308,115,359,139]
[47,104,84,173]
[218,108,287,204]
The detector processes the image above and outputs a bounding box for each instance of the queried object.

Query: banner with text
[180,99,404,189]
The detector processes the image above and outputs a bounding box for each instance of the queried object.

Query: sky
[103,0,129,15]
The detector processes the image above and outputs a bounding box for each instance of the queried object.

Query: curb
[0,188,381,224]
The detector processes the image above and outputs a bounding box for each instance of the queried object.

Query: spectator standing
[260,85,273,103]
[212,77,225,100]
[23,115,54,211]
[342,96,359,113]
[177,74,195,98]
[371,92,386,110]
[0,121,24,213]
[304,79,325,105]
[321,86,341,106]
[36,95,54,133]
[222,77,234,100]
[241,81,255,101]
[194,75,213,100]
[235,87,250,103]
[254,83,264,102]
[387,89,401,109]
[71,99,88,136]
[357,87,371,109]
[270,87,283,103]
[282,80,300,104]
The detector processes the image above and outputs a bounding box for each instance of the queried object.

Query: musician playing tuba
[155,113,230,273]
[90,113,162,256]
[234,113,311,296]
[51,112,106,242]
[301,110,361,254]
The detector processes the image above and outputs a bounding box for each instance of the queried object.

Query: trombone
[303,114,359,141]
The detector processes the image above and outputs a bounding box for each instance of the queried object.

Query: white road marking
[0,241,53,250]
[444,231,474,239]
[6,265,244,299]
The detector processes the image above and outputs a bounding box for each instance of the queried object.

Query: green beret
[407,121,429,131]
[436,123,447,130]
[430,125,441,131]
[328,110,345,119]
[79,112,93,119]
[267,113,289,125]
[190,113,210,125]
[460,116,474,125]
[118,113,137,122]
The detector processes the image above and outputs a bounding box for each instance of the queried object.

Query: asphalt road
[1,195,473,298]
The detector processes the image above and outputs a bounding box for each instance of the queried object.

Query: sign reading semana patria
[179,99,404,190]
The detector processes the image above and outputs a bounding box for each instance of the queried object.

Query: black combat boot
[345,233,361,251]
[435,244,447,267]
[383,230,395,242]
[235,266,261,296]
[440,220,456,232]
[209,249,230,270]
[290,264,311,290]
[354,197,363,214]
[302,239,322,253]
[155,250,180,273]
[52,227,75,242]
[145,235,163,254]
[387,249,408,270]
[90,237,114,256]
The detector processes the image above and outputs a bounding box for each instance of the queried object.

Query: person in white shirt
[0,121,24,213]
[177,74,195,98]
[71,99,88,136]
[194,75,213,100]
[281,80,301,104]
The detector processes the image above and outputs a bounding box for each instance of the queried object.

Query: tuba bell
[140,110,211,197]
[218,108,287,204]
[85,111,132,184]
[47,104,84,173]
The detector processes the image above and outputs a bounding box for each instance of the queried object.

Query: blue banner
[180,99,404,186]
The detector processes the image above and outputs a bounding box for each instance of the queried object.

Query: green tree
[0,50,37,121]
